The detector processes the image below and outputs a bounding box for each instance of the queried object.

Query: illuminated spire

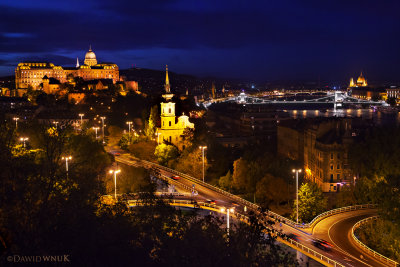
[89,44,92,51]
[349,78,355,87]
[165,64,170,93]
[76,57,80,68]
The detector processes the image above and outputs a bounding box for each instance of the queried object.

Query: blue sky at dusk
[1,0,399,83]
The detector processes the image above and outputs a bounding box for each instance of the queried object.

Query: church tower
[158,65,194,147]
[160,65,176,134]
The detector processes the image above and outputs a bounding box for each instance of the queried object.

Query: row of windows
[329,174,340,182]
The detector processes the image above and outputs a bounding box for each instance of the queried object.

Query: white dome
[84,46,97,66]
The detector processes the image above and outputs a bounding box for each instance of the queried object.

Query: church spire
[165,64,170,93]
[76,57,80,68]
[89,44,92,51]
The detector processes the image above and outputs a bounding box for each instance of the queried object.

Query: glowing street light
[53,121,59,128]
[220,207,235,235]
[292,169,302,224]
[19,137,28,148]
[100,116,106,144]
[79,113,84,125]
[13,117,19,128]
[62,156,72,178]
[109,169,121,200]
[92,127,100,139]
[199,146,207,182]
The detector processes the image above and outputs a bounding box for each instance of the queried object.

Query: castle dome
[84,46,97,66]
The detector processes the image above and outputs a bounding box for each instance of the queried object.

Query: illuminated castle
[349,72,368,88]
[15,46,119,89]
[157,65,194,150]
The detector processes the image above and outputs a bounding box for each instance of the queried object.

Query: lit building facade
[157,65,194,150]
[303,119,353,192]
[15,47,119,89]
[349,72,368,88]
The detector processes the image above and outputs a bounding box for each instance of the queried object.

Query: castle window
[330,165,333,170]
[169,121,171,127]
[330,174,333,182]
[330,153,333,159]
[337,174,340,180]
[169,108,171,113]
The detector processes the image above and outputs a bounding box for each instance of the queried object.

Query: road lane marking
[327,216,374,267]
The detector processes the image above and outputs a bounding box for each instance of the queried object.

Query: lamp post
[92,127,99,139]
[13,117,19,128]
[53,121,59,128]
[126,121,133,144]
[100,116,106,144]
[79,113,84,126]
[292,169,302,224]
[109,169,121,200]
[220,207,234,235]
[19,137,28,148]
[62,156,72,178]
[199,146,207,182]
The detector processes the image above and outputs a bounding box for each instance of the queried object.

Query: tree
[256,174,290,209]
[174,148,208,179]
[119,133,139,150]
[292,182,327,223]
[154,143,178,166]
[145,105,158,138]
[232,158,264,197]
[218,170,233,191]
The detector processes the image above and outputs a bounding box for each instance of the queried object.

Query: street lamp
[109,169,121,200]
[62,156,72,178]
[53,121,59,128]
[19,137,28,148]
[220,207,235,235]
[92,127,99,139]
[126,121,133,144]
[13,117,19,128]
[292,169,302,224]
[199,146,207,182]
[79,113,84,126]
[100,116,106,144]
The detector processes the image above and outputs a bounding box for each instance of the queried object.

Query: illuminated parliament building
[15,46,119,90]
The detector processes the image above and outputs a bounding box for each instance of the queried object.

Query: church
[15,46,119,90]
[157,65,194,150]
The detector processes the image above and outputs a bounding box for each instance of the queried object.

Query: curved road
[312,210,387,267]
[109,147,390,266]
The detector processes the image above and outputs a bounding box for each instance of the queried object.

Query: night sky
[1,0,400,83]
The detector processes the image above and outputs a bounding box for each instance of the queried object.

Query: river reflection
[284,108,400,126]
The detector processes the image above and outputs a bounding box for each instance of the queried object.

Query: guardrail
[282,238,344,267]
[352,216,399,267]
[119,157,377,230]
[299,204,378,229]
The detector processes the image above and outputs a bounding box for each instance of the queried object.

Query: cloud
[0,1,399,81]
